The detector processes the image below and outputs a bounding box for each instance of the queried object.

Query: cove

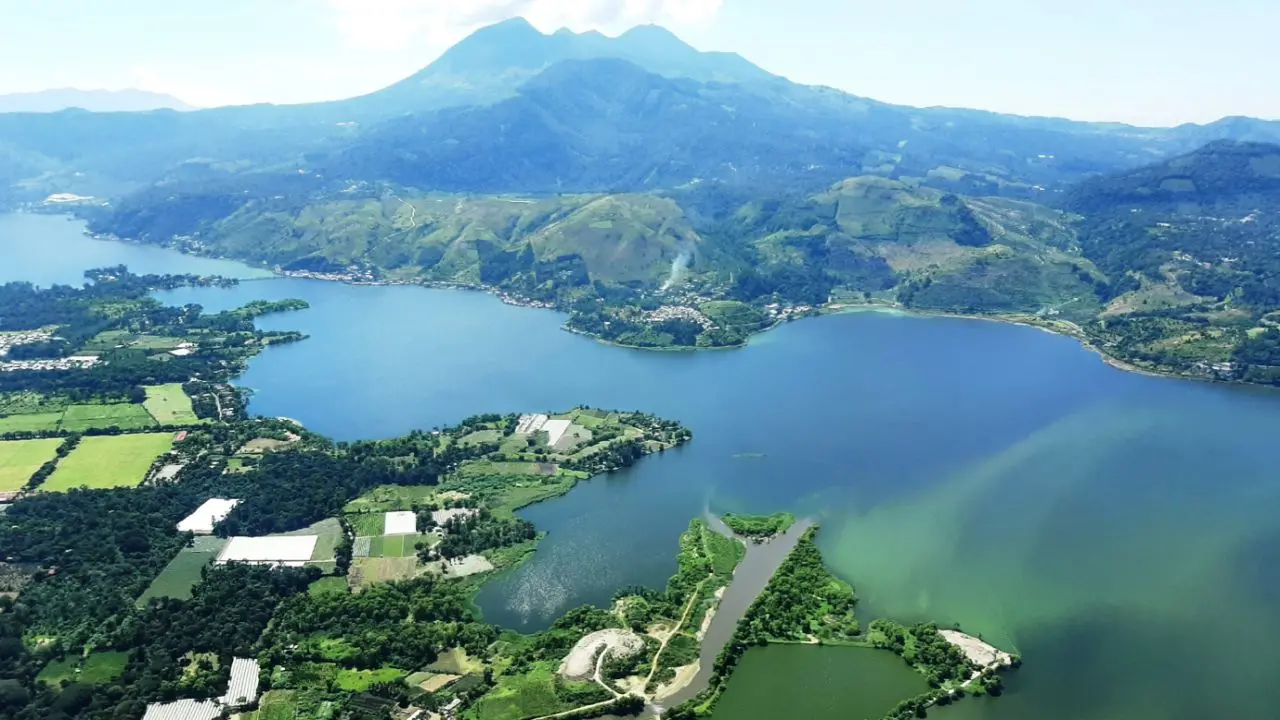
[9,215,1280,720]
[708,644,929,720]
[0,212,271,287]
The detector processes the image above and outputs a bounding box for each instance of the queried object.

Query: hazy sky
[0,0,1275,126]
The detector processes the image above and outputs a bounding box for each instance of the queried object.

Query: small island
[720,511,796,541]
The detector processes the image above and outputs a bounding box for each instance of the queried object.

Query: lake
[8,213,1280,720]
[708,645,929,720]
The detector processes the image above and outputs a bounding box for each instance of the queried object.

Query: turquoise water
[708,645,929,720]
[9,214,1280,720]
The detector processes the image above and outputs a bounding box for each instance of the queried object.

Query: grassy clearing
[0,412,63,433]
[59,403,157,432]
[35,657,79,687]
[459,460,549,477]
[471,664,572,720]
[78,651,128,684]
[137,537,228,604]
[484,477,579,518]
[308,576,349,596]
[342,485,438,513]
[143,384,200,424]
[459,428,502,445]
[43,433,173,491]
[349,557,419,589]
[309,533,341,562]
[334,667,406,692]
[0,438,61,492]
[255,690,299,720]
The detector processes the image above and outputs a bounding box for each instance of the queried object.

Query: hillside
[1061,140,1280,382]
[114,190,702,289]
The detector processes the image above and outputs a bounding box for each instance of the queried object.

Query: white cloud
[328,0,723,53]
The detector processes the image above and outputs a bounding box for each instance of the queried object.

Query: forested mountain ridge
[5,20,1280,208]
[1059,140,1280,383]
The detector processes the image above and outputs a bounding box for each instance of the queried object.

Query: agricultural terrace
[143,384,201,424]
[0,438,61,492]
[41,433,175,492]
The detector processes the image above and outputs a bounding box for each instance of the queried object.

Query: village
[0,330,102,372]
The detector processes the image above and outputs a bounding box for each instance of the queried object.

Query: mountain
[342,18,775,118]
[6,19,1280,209]
[0,88,194,113]
[1061,140,1280,381]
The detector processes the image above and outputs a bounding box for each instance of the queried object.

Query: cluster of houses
[0,355,100,372]
[0,330,52,356]
[645,304,715,330]
[0,330,101,372]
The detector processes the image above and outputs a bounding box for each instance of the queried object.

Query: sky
[0,0,1276,126]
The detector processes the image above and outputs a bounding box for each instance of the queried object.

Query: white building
[177,499,241,535]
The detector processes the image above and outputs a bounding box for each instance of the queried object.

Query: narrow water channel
[659,517,816,709]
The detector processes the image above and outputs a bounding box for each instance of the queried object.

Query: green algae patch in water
[709,644,927,720]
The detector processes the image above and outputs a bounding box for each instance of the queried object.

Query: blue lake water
[8,214,1280,720]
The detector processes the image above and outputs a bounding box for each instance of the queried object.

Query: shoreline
[81,227,1256,389]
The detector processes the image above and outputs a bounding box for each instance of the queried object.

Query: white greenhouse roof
[141,699,220,720]
[216,535,317,566]
[221,657,261,708]
[542,418,572,446]
[384,510,417,535]
[177,498,241,534]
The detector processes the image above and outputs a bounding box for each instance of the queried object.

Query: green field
[0,438,61,492]
[367,534,425,558]
[0,412,63,434]
[309,533,341,562]
[256,690,299,720]
[343,484,438,512]
[78,651,128,684]
[472,664,576,720]
[308,576,349,596]
[59,403,157,432]
[35,657,79,687]
[43,433,174,492]
[143,384,200,424]
[334,667,405,691]
[137,537,228,604]
[345,512,386,536]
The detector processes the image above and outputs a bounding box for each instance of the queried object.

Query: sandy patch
[442,548,496,576]
[940,630,1013,669]
[653,662,699,700]
[696,587,725,641]
[646,621,675,643]
[558,629,644,680]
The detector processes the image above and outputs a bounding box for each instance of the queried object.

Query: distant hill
[1061,140,1280,381]
[0,88,194,113]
